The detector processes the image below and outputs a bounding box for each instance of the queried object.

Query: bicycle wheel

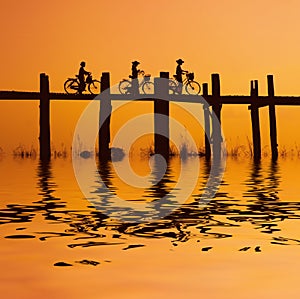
[88,80,101,95]
[169,80,178,94]
[119,80,131,94]
[185,81,201,95]
[64,79,79,94]
[142,81,154,94]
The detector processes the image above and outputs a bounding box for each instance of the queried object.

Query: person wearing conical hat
[78,61,90,94]
[131,60,140,79]
[130,60,141,95]
[175,59,186,94]
[175,59,186,83]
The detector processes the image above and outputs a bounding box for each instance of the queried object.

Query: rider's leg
[79,81,85,94]
[177,80,183,94]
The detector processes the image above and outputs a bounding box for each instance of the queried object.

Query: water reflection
[242,160,284,229]
[36,159,67,222]
[241,160,300,241]
[63,156,232,244]
[0,160,66,238]
[92,156,197,222]
[1,157,300,251]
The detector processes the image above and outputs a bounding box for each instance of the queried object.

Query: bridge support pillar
[249,80,261,161]
[39,73,51,161]
[202,83,211,160]
[267,75,278,161]
[211,74,222,160]
[99,72,112,160]
[154,72,169,161]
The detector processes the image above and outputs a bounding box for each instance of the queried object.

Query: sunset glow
[2,2,300,298]
[1,0,300,152]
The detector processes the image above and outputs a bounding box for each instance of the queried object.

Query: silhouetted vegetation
[13,145,37,158]
[2,141,300,160]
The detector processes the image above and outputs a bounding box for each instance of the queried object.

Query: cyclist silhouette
[175,59,187,94]
[130,60,140,95]
[175,59,187,83]
[130,61,140,79]
[78,61,90,94]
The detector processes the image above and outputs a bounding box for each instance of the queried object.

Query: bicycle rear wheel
[142,81,154,94]
[119,80,131,94]
[185,81,201,95]
[64,79,79,94]
[169,80,178,94]
[88,80,101,94]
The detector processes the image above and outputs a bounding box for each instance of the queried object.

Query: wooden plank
[0,91,40,99]
[2,90,300,106]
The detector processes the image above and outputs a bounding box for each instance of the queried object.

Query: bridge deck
[1,91,300,106]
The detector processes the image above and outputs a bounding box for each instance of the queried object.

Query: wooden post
[249,80,261,160]
[39,73,51,160]
[267,75,278,160]
[211,74,222,159]
[202,83,211,159]
[154,72,169,160]
[99,72,112,160]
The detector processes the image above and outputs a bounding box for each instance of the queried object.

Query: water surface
[1,155,300,298]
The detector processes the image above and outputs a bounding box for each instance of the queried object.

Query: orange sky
[1,0,300,93]
[1,0,300,151]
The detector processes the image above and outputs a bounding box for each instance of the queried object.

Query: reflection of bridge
[1,72,300,161]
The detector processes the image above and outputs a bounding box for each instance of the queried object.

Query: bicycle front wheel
[64,79,79,94]
[185,81,201,95]
[119,80,131,94]
[88,80,101,95]
[142,81,154,94]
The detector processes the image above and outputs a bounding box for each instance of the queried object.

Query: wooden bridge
[1,72,300,161]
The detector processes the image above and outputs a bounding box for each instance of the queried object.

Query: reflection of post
[36,159,67,223]
[268,160,280,200]
[37,159,55,201]
[150,156,173,214]
[202,83,211,159]
[249,80,261,160]
[211,74,222,160]
[97,159,113,190]
[99,72,112,160]
[248,160,262,195]
[39,73,51,161]
[267,75,278,161]
[154,72,169,160]
[246,159,280,203]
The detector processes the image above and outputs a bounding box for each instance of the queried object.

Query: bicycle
[64,73,101,95]
[119,70,154,94]
[169,72,201,95]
